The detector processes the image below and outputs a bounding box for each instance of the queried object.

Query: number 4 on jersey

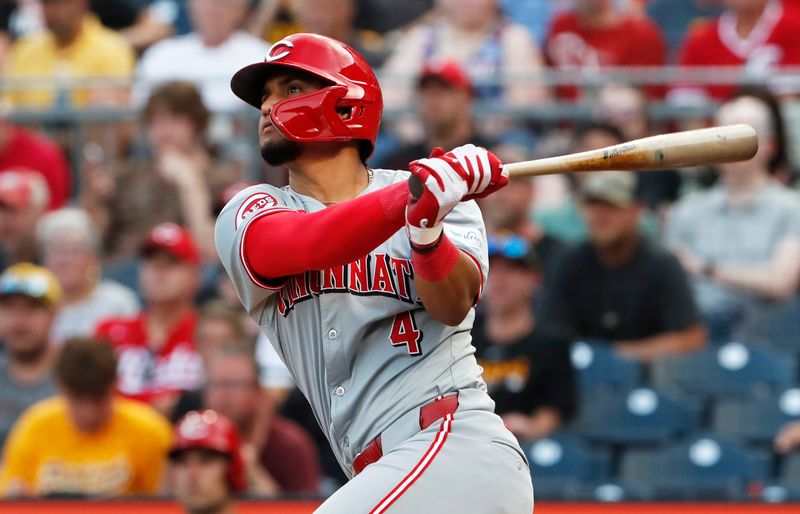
[389,311,423,356]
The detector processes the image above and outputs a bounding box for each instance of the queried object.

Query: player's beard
[260,138,303,166]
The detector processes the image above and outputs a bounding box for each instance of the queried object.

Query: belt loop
[419,392,459,431]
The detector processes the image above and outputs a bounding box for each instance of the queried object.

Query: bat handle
[408,174,424,201]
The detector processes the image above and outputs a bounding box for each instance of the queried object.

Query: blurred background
[1,0,800,510]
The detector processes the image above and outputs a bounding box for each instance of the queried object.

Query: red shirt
[545,11,666,99]
[95,310,204,404]
[677,0,800,99]
[258,416,321,495]
[0,126,71,209]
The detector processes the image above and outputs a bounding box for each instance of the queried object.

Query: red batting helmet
[169,410,247,493]
[230,32,383,160]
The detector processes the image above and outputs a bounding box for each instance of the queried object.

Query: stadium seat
[570,388,701,445]
[570,341,642,393]
[652,342,796,399]
[754,481,800,502]
[712,388,800,444]
[524,435,612,499]
[574,482,649,502]
[619,435,772,500]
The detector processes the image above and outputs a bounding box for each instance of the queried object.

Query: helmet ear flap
[270,85,352,143]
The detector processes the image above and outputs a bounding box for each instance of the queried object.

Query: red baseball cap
[170,410,246,493]
[141,222,201,266]
[419,60,475,96]
[0,169,49,210]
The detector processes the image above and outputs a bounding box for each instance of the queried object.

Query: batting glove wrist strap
[407,222,444,253]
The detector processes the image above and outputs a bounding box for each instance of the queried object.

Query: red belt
[352,393,459,475]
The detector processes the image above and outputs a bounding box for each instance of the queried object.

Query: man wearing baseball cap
[169,410,246,514]
[0,263,60,447]
[95,223,204,417]
[382,60,493,170]
[472,236,576,441]
[541,171,705,362]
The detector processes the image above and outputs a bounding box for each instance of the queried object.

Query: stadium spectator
[134,0,270,112]
[0,170,50,268]
[171,301,250,422]
[544,0,666,99]
[541,172,706,362]
[92,82,227,262]
[201,344,321,497]
[594,84,682,211]
[0,108,71,210]
[534,122,659,243]
[472,235,576,441]
[4,0,135,109]
[95,223,205,416]
[673,0,800,102]
[381,0,548,108]
[665,94,800,341]
[0,263,59,447]
[169,409,246,514]
[381,61,493,169]
[0,338,172,498]
[37,208,139,345]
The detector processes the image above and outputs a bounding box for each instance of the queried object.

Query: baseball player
[215,33,534,513]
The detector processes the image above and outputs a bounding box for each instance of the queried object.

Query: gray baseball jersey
[216,168,533,512]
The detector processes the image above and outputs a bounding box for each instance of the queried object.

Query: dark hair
[142,81,211,135]
[729,86,787,174]
[55,338,118,398]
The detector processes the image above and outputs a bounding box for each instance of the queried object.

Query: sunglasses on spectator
[488,235,529,260]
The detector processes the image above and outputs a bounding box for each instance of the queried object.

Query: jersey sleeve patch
[234,192,287,229]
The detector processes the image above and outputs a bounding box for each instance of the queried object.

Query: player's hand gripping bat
[409,124,758,199]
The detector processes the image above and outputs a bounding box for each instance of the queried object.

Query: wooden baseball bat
[408,124,757,198]
[503,123,757,177]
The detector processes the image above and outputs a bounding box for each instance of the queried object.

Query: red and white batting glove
[405,145,506,249]
[447,144,507,201]
[406,147,467,249]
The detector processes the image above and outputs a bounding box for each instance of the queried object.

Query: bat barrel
[504,124,758,178]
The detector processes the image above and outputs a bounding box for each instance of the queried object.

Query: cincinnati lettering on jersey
[276,253,415,315]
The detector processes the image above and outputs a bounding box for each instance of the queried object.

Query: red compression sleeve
[243,182,408,279]
[411,235,462,282]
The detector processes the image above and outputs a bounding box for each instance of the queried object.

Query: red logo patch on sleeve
[235,192,279,229]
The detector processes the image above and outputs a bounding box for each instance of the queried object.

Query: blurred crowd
[0,0,800,506]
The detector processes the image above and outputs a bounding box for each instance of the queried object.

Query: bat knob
[408,174,424,201]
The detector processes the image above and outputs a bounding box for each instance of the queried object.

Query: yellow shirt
[0,396,172,497]
[5,15,135,108]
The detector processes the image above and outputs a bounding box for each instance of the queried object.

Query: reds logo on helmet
[265,39,293,62]
[235,192,279,229]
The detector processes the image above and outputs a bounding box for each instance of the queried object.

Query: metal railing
[2,66,799,178]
